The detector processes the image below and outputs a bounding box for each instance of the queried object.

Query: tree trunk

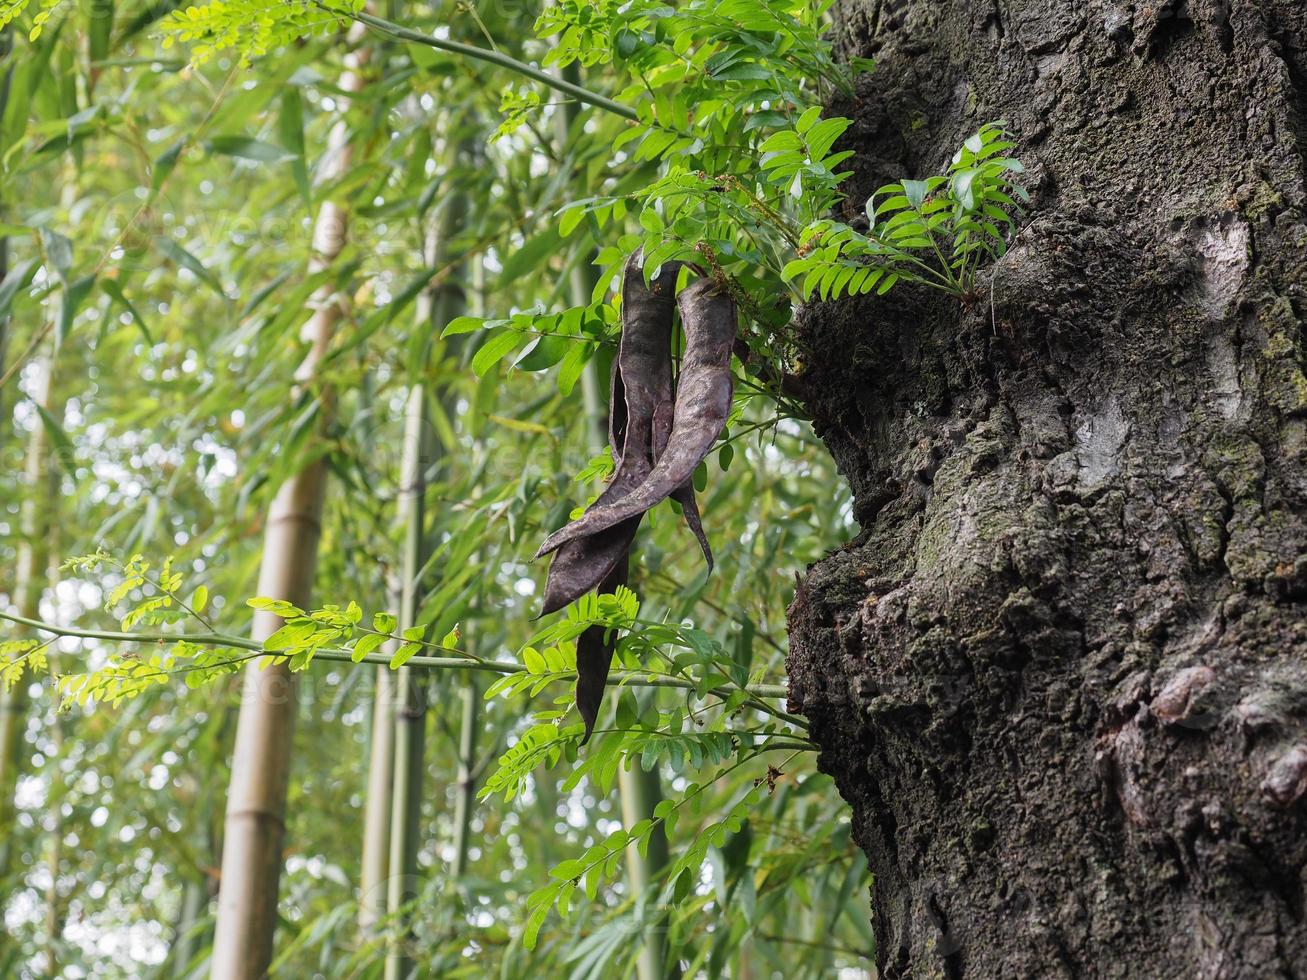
[784,2,1307,977]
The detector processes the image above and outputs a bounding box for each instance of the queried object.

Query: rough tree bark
[784,2,1307,977]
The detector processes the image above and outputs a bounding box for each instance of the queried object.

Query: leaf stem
[0,610,791,701]
[339,7,639,122]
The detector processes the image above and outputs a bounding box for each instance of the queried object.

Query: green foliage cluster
[784,121,1028,300]
[161,0,366,62]
[478,0,868,384]
[1,0,65,41]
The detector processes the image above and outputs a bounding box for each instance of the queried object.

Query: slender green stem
[566,746,775,891]
[339,7,639,122]
[913,204,962,292]
[884,250,959,290]
[140,569,215,632]
[0,610,791,700]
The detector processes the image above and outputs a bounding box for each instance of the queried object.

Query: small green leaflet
[205,136,297,164]
[154,236,225,298]
[471,330,521,376]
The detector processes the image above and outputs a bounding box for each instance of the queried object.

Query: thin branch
[756,932,870,958]
[338,7,639,123]
[0,610,791,701]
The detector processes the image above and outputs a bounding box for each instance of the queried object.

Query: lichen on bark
[785,1,1307,975]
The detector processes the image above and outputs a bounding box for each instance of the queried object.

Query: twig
[340,7,639,122]
[0,609,791,701]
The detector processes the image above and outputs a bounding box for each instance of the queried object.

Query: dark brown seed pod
[671,483,712,570]
[654,396,712,570]
[575,557,628,745]
[535,275,736,559]
[538,253,681,615]
[537,251,736,745]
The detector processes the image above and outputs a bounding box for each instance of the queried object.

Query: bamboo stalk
[382,382,433,980]
[170,876,209,977]
[208,27,368,980]
[449,676,478,882]
[0,32,11,442]
[383,154,467,977]
[42,422,65,979]
[0,208,10,447]
[0,354,56,883]
[448,243,485,894]
[0,352,59,972]
[209,469,326,979]
[42,718,64,976]
[359,362,397,938]
[358,643,396,935]
[620,761,676,980]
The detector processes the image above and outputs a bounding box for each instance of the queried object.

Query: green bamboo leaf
[0,257,37,320]
[40,227,73,283]
[154,236,225,297]
[151,138,185,193]
[205,135,297,163]
[276,89,310,211]
[57,274,97,347]
[471,330,522,376]
[35,402,75,474]
[500,228,564,285]
[100,278,152,344]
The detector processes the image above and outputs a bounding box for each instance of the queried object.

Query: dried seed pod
[671,483,712,569]
[536,252,736,744]
[535,275,736,559]
[538,253,680,615]
[575,557,628,745]
[654,396,712,570]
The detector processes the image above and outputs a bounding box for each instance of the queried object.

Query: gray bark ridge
[785,1,1307,977]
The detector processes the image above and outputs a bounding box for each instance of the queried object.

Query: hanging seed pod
[537,252,737,744]
[535,274,736,559]
[538,252,681,616]
[574,557,628,744]
[654,396,712,570]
